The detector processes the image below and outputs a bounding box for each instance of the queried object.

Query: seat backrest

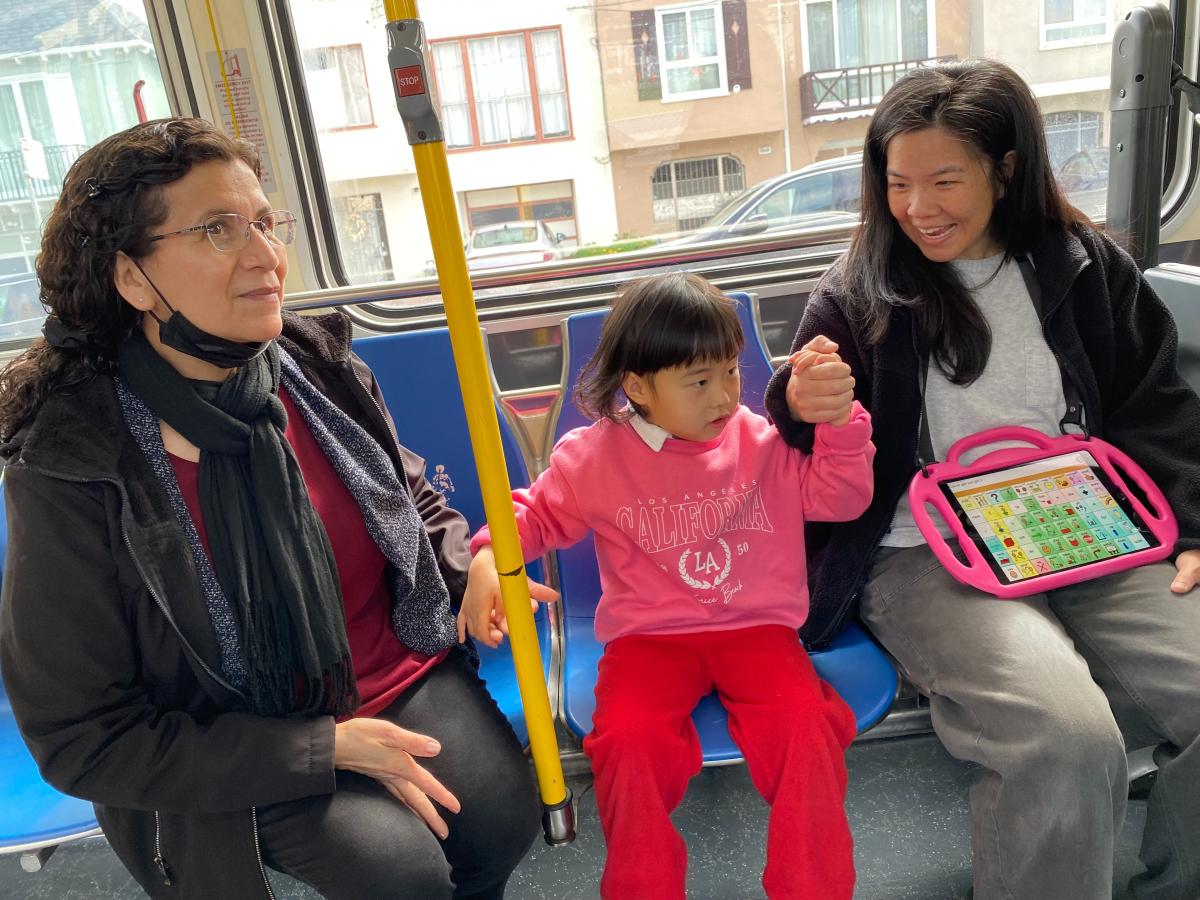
[729,291,774,416]
[352,329,536,534]
[551,294,774,618]
[1144,264,1200,394]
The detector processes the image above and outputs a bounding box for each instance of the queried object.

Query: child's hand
[785,335,855,426]
[457,545,559,648]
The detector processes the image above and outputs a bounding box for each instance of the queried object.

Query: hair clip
[42,315,94,351]
[84,177,102,198]
[76,233,91,248]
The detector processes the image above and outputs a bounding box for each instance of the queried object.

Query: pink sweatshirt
[472,402,875,644]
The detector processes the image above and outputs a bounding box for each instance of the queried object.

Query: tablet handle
[1095,443,1179,538]
[943,426,1058,469]
[908,487,985,584]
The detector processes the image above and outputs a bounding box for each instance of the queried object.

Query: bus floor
[0,733,1149,899]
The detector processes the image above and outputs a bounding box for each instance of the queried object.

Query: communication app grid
[944,451,1152,584]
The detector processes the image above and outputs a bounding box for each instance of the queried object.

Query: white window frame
[300,44,374,131]
[655,1,728,103]
[0,75,86,149]
[799,0,937,73]
[1039,0,1113,49]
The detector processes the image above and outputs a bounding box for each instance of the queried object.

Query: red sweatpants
[582,624,857,900]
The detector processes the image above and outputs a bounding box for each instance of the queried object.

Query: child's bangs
[625,281,745,373]
[684,299,745,367]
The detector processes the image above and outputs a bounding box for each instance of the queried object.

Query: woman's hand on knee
[458,545,557,648]
[333,718,461,838]
[1171,549,1200,593]
[785,335,856,425]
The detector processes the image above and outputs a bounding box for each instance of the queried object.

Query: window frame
[0,74,86,150]
[1039,0,1113,49]
[1043,109,1104,169]
[429,26,574,153]
[462,180,579,246]
[655,0,729,103]
[300,42,375,132]
[800,0,938,73]
[652,154,746,230]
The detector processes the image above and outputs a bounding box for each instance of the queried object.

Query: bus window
[0,0,170,341]
[278,0,1136,307]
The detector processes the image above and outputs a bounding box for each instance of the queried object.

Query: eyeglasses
[148,210,297,253]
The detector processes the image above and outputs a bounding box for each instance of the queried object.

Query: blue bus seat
[553,296,898,762]
[352,329,553,745]
[0,479,103,868]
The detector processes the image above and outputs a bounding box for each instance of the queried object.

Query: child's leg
[583,633,711,900]
[711,624,858,900]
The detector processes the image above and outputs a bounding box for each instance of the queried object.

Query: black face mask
[133,261,270,368]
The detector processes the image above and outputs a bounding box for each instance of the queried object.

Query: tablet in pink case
[908,427,1178,598]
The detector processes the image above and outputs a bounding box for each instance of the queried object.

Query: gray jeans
[862,545,1200,900]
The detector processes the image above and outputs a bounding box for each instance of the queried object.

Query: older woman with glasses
[0,118,539,900]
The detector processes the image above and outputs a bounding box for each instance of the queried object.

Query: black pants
[256,650,541,899]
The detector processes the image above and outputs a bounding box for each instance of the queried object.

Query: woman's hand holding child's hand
[458,545,559,648]
[333,718,461,839]
[785,334,856,426]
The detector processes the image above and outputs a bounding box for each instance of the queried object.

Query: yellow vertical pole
[382,0,572,844]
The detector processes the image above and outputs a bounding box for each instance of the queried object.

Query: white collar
[628,412,672,451]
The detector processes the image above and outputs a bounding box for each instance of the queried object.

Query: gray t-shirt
[882,254,1069,547]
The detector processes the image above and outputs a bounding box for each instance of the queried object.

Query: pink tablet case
[908,426,1177,598]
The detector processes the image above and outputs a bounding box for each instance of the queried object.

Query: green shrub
[570,238,659,258]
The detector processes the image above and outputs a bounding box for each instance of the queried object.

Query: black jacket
[0,311,472,898]
[765,224,1200,647]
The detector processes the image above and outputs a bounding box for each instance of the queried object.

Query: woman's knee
[1004,701,1128,793]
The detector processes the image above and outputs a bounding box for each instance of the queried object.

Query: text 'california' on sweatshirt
[471,401,875,644]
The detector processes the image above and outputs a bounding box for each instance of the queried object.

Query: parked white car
[465,221,567,271]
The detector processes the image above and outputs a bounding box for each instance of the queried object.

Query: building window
[1042,0,1110,46]
[652,155,745,231]
[430,28,571,151]
[332,193,393,283]
[0,77,87,203]
[462,180,578,245]
[301,45,374,130]
[800,0,934,115]
[656,2,727,101]
[1043,110,1102,170]
[804,0,931,72]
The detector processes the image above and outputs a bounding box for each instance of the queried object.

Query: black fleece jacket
[764,224,1200,647]
[0,311,471,899]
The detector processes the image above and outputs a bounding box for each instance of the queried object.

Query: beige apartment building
[594,0,971,238]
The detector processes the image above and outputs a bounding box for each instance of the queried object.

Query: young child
[460,272,874,900]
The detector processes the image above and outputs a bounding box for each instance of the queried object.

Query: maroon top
[168,386,447,719]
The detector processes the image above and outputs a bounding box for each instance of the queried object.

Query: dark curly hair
[0,118,259,439]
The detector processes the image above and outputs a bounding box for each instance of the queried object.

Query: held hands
[333,718,461,839]
[785,335,856,427]
[457,545,559,648]
[1171,549,1200,593]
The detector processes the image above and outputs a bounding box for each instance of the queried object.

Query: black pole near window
[1107,2,1174,269]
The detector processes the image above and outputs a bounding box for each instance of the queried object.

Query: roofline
[0,40,155,63]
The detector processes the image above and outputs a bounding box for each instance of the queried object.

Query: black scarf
[118,331,358,717]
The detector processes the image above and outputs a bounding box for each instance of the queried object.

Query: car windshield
[473,226,539,249]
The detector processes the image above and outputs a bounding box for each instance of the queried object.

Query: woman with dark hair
[0,118,539,899]
[765,59,1200,899]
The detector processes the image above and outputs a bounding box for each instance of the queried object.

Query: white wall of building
[289,0,618,280]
